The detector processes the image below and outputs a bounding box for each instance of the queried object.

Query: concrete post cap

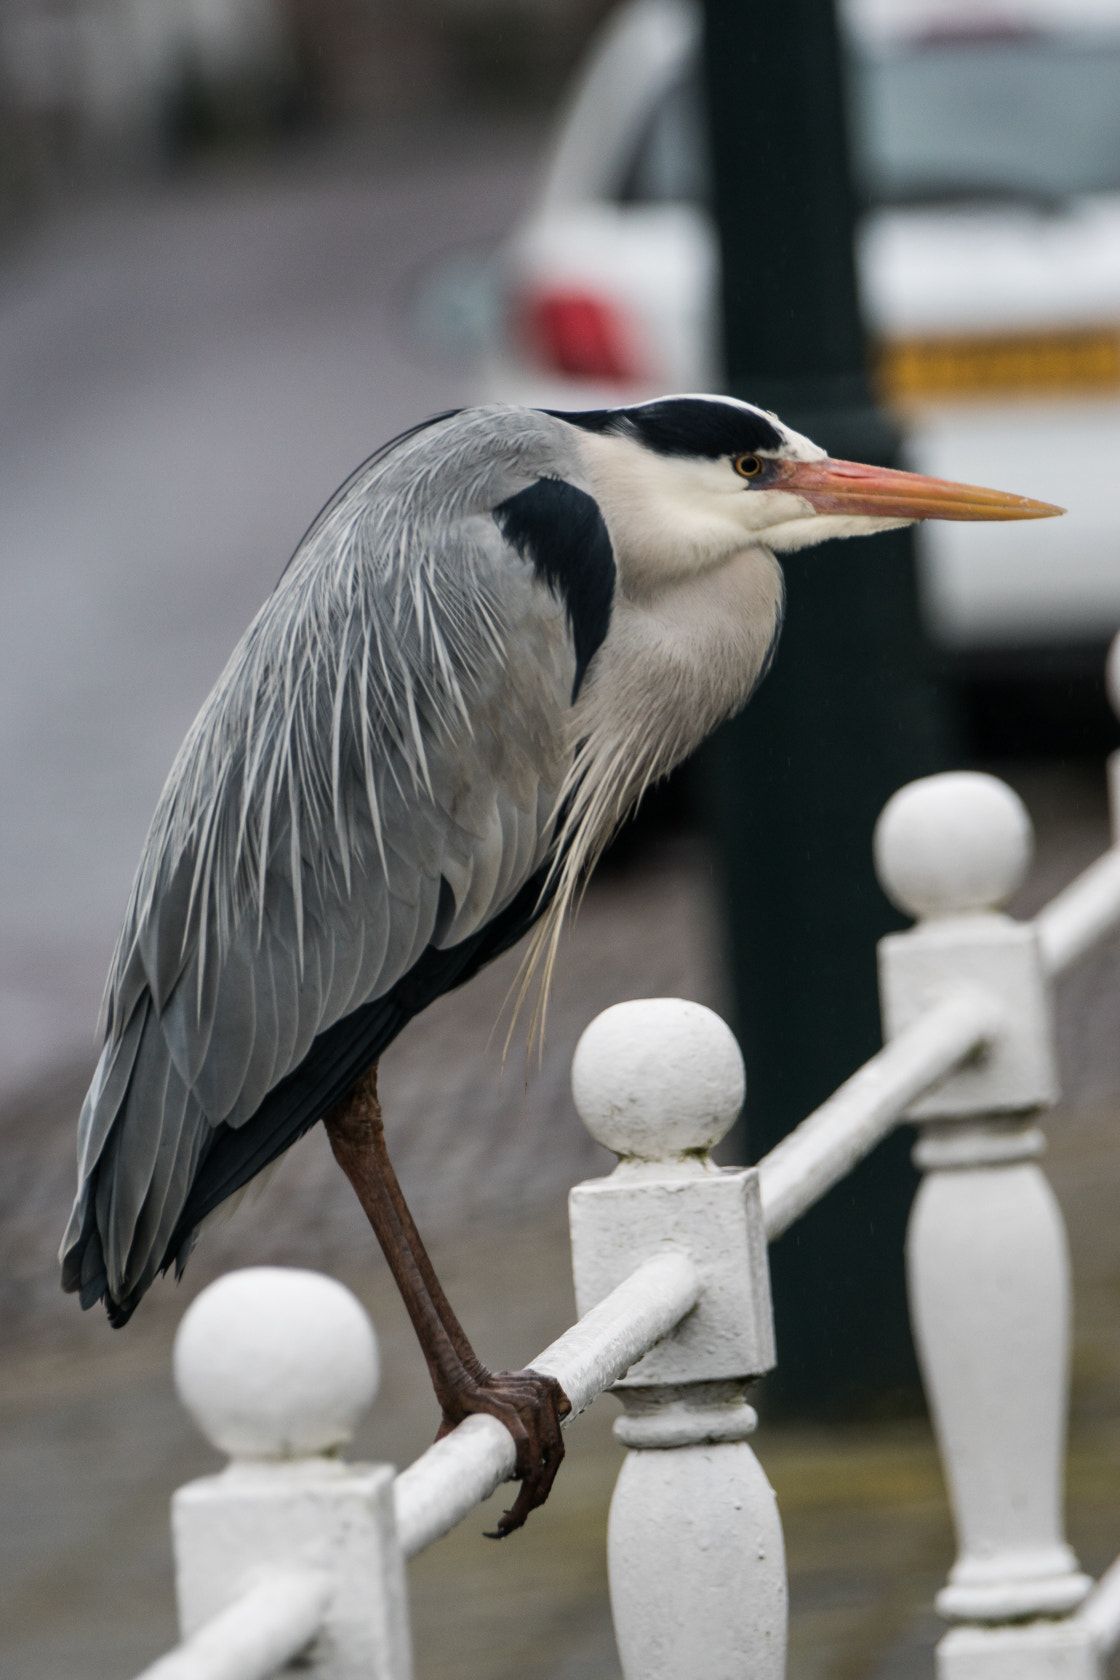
[874,771,1033,921]
[173,1266,379,1460]
[571,998,745,1160]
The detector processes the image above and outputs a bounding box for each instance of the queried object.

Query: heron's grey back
[63,408,590,1311]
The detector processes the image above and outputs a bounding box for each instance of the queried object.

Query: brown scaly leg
[323,1063,570,1537]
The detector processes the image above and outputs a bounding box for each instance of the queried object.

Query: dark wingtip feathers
[61,1175,155,1327]
[60,1216,130,1324]
[63,1223,175,1328]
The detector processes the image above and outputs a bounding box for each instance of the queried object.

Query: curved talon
[434,1366,570,1538]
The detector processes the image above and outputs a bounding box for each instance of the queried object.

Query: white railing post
[874,773,1096,1680]
[567,998,785,1680]
[163,1266,412,1680]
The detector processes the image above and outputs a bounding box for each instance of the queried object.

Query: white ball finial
[874,772,1032,920]
[571,998,744,1161]
[173,1267,379,1460]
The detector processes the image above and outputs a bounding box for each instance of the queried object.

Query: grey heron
[61,395,1060,1532]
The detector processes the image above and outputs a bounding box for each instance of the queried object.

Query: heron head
[557,395,1063,583]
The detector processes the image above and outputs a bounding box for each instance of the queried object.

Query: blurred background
[4,0,1120,1675]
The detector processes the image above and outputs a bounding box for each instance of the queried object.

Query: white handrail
[1075,1551,1120,1656]
[532,1247,702,1414]
[133,1567,329,1680]
[393,1247,701,1558]
[1036,845,1120,978]
[757,986,1002,1241]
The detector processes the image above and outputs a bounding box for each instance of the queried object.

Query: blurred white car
[468,0,1120,662]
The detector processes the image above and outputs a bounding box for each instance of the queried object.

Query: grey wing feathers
[63,408,594,1314]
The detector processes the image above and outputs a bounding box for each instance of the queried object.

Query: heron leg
[323,1064,569,1536]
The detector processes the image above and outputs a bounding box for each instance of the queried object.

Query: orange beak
[775,457,1064,522]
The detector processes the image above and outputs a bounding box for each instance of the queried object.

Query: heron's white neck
[575,540,784,794]
[520,534,783,1038]
[576,429,760,598]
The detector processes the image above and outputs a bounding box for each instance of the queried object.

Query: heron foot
[436,1367,571,1537]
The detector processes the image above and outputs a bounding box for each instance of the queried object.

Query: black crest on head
[550,397,783,459]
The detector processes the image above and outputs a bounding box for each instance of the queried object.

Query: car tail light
[519,287,646,383]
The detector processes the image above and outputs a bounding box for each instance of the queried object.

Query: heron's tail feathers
[60,994,209,1325]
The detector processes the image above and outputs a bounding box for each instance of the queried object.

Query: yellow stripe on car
[875,327,1120,404]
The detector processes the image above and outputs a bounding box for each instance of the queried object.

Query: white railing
[132,634,1120,1680]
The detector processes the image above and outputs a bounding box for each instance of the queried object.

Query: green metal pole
[700,0,955,1414]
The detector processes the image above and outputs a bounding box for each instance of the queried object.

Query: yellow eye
[734,454,763,479]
